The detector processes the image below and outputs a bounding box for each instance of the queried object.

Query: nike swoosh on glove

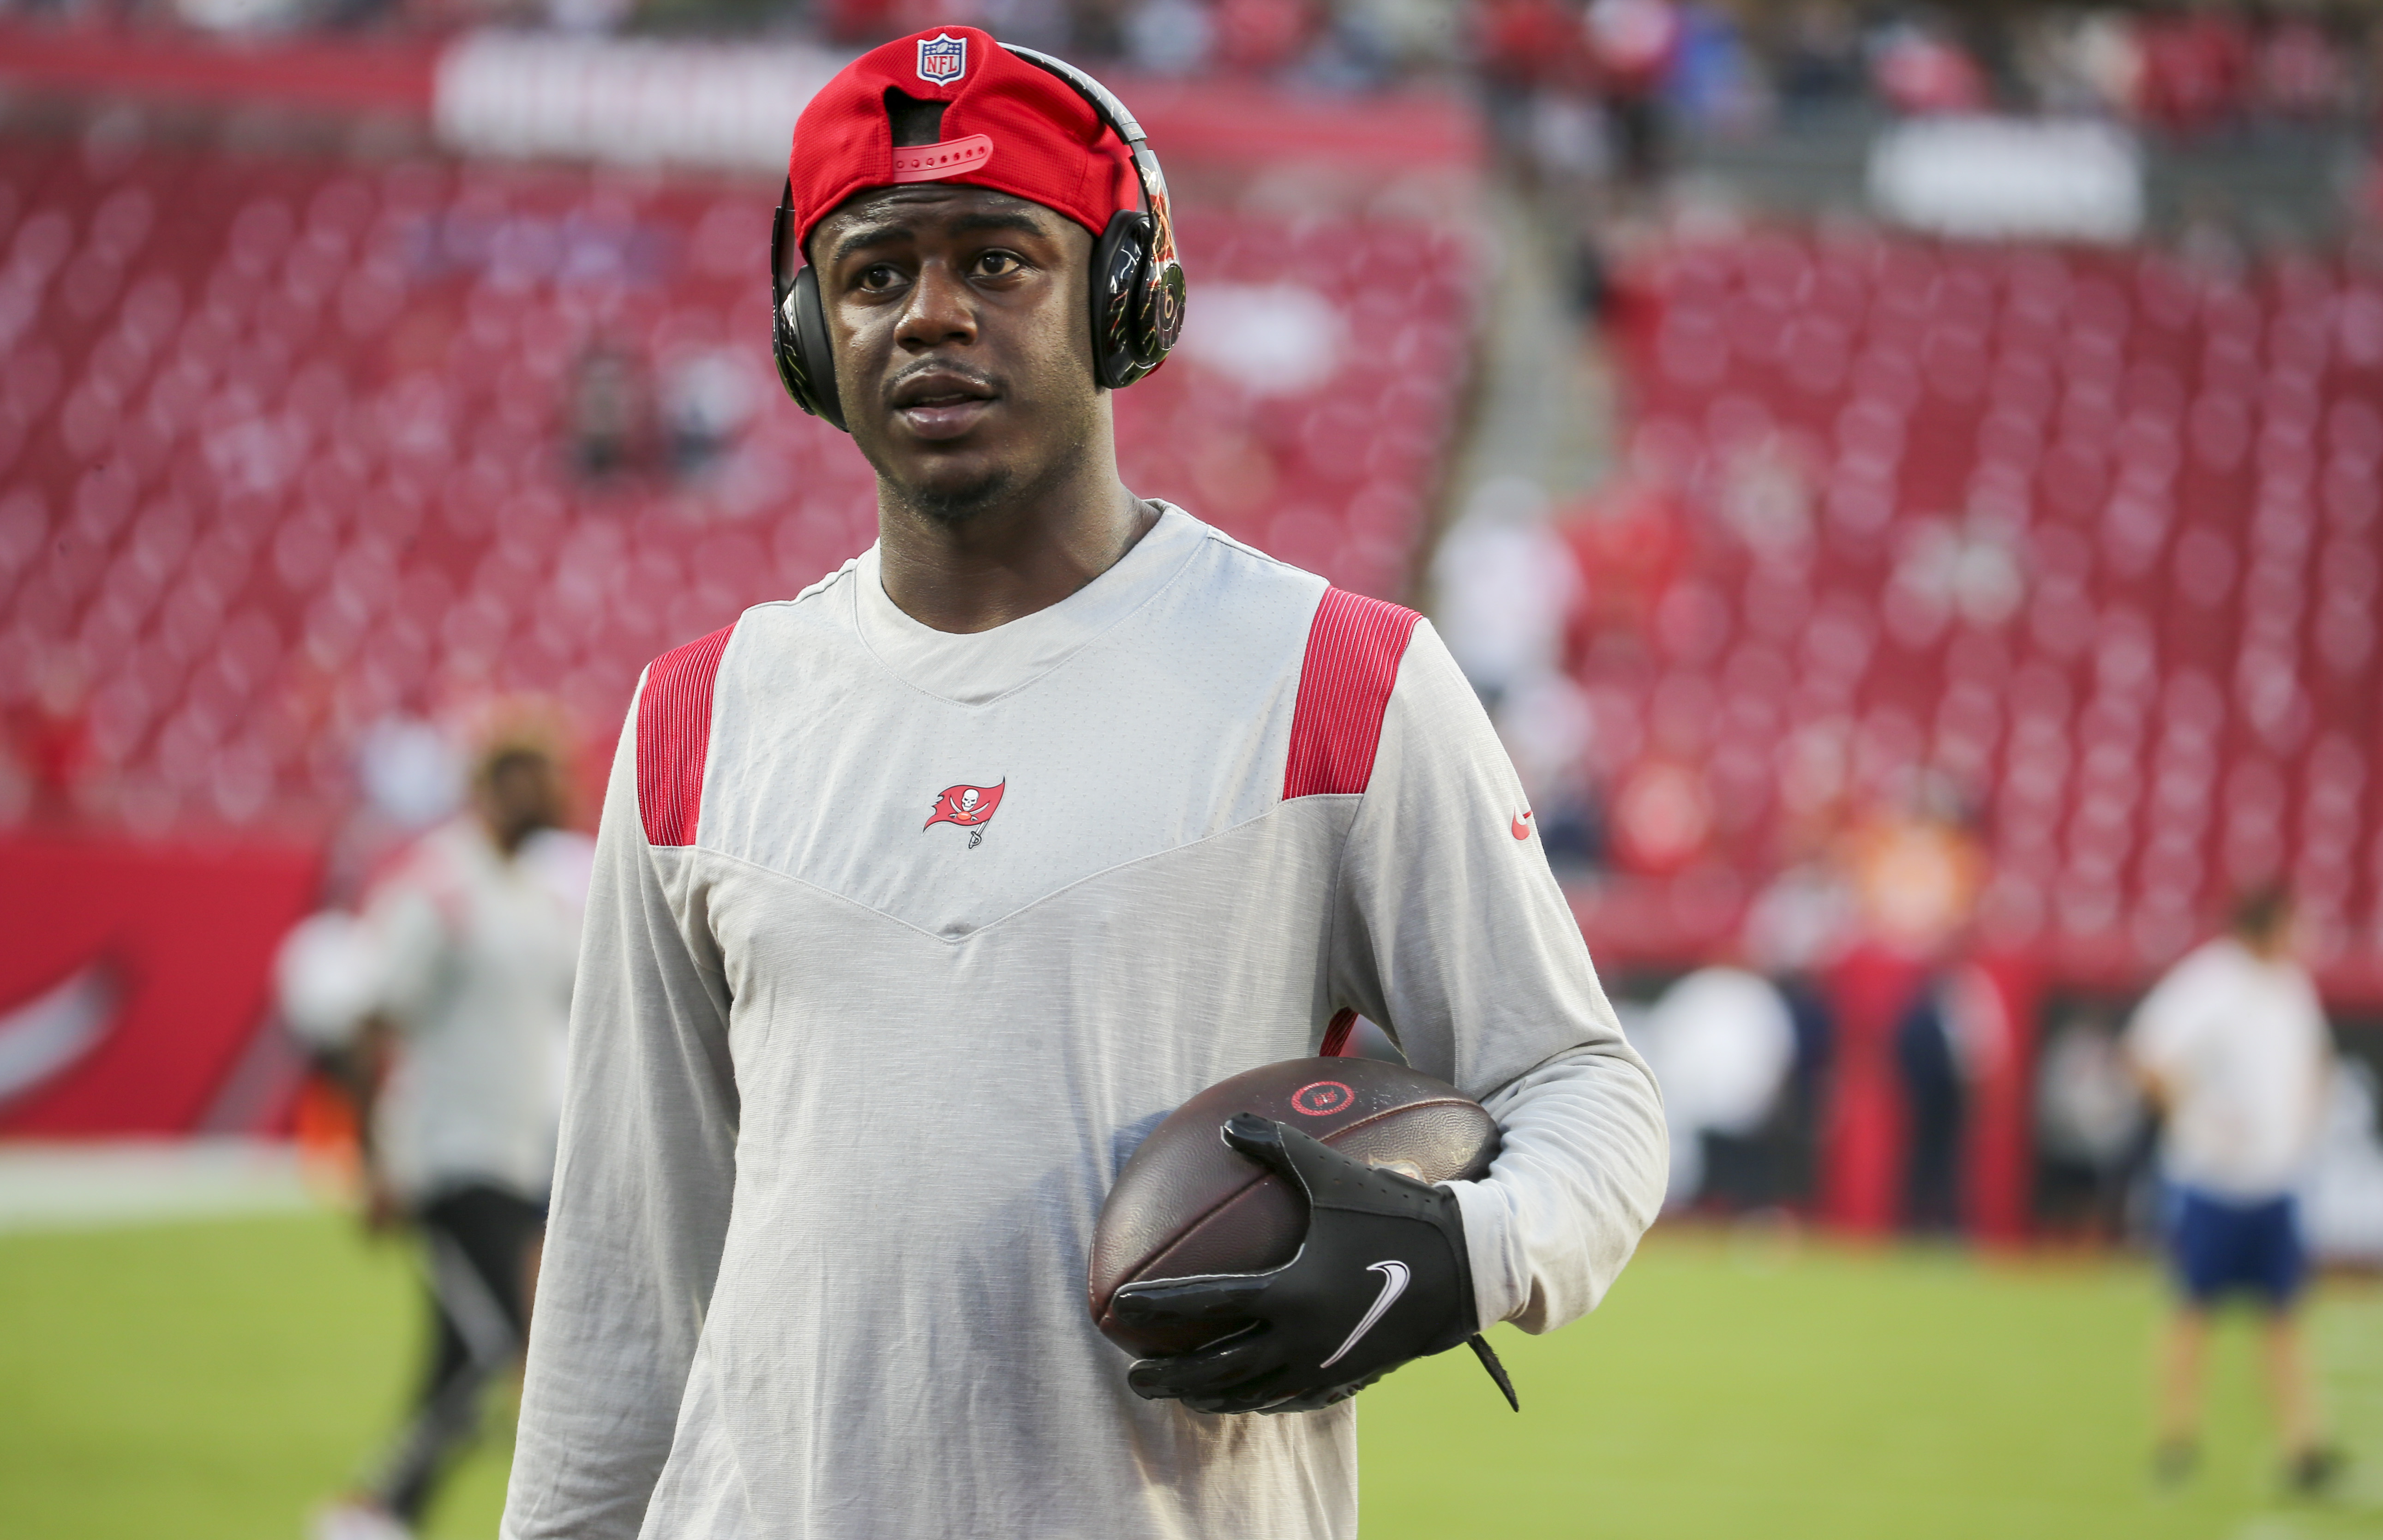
[1112,1113,1519,1415]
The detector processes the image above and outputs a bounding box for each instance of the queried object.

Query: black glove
[1113,1113,1519,1415]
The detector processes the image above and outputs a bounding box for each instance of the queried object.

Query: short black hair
[884,89,947,149]
[2230,883,2292,943]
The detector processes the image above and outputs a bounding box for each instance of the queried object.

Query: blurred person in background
[566,340,656,483]
[1582,0,1681,183]
[1741,841,1851,1210]
[1429,476,1580,712]
[2031,1005,2148,1243]
[1636,959,1797,1211]
[284,725,594,1540]
[2125,885,2342,1495]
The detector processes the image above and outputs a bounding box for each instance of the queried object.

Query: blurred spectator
[1744,848,1855,981]
[58,0,2383,153]
[2021,8,2143,115]
[2124,886,2342,1494]
[2137,4,2252,136]
[283,726,592,1540]
[1893,972,1981,1231]
[1429,477,1582,708]
[546,0,635,35]
[2300,1059,2383,1264]
[1869,17,1990,116]
[1125,0,1215,74]
[565,341,653,484]
[2032,1006,2148,1241]
[1585,0,1682,180]
[1637,962,1798,1210]
[984,0,1074,53]
[1664,3,1771,134]
[1741,851,1844,1208]
[1774,0,1863,116]
[1476,0,1587,156]
[176,0,311,32]
[1845,789,1984,961]
[661,348,755,483]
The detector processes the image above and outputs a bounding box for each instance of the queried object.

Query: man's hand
[361,1163,404,1235]
[1112,1113,1516,1414]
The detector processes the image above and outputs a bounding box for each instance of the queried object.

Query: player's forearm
[504,984,738,1538]
[1446,1042,1667,1335]
[506,698,739,1540]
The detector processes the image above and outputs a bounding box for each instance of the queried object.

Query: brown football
[1087,1055,1500,1357]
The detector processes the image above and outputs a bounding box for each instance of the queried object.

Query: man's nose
[895,260,977,352]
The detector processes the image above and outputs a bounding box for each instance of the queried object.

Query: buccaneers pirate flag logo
[924,780,1005,848]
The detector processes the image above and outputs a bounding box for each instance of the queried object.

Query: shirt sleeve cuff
[1444,1177,1527,1334]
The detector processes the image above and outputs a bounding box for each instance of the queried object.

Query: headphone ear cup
[775,265,846,432]
[1142,250,1185,362]
[771,279,813,414]
[1090,210,1155,391]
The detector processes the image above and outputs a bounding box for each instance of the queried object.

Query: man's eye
[858,264,902,291]
[975,252,1023,277]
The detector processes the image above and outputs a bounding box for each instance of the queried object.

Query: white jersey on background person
[363,815,593,1204]
[2126,935,2332,1201]
[501,508,1666,1540]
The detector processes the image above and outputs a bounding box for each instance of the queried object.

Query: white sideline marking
[0,1140,316,1233]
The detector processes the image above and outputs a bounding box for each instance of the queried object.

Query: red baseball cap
[787,26,1140,257]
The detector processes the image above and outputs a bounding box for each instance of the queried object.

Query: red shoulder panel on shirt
[636,623,735,848]
[1282,587,1421,800]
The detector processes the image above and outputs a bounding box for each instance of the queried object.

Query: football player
[503,28,1664,1540]
[297,729,591,1540]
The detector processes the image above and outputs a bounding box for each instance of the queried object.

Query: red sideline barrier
[1821,945,2041,1241]
[1820,943,1924,1235]
[0,836,318,1138]
[1964,953,2041,1246]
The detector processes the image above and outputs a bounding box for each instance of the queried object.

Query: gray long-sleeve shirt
[502,509,1665,1540]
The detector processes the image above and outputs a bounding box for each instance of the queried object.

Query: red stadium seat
[1598,227,2383,993]
[0,141,1471,838]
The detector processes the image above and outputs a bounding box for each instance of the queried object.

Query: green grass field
[3,1212,2377,1540]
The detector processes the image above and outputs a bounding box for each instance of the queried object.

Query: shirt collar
[847,504,1203,706]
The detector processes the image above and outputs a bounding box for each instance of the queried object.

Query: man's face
[480,751,565,850]
[809,185,1101,521]
[2249,906,2299,961]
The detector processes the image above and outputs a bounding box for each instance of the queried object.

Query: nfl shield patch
[917,33,967,85]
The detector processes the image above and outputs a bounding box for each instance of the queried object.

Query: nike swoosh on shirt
[1319,1259,1411,1371]
[1511,811,1533,840]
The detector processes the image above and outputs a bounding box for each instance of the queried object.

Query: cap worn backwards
[787,25,1141,258]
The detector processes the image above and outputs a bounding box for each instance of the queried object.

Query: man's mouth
[889,371,998,440]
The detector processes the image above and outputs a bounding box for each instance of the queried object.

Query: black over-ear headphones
[769,46,1186,433]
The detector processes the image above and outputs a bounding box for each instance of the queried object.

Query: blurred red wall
[0,836,317,1136]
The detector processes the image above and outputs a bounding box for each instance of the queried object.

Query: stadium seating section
[1603,229,2383,996]
[0,135,1470,835]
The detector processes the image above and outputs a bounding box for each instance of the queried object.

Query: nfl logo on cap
[917,32,967,84]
